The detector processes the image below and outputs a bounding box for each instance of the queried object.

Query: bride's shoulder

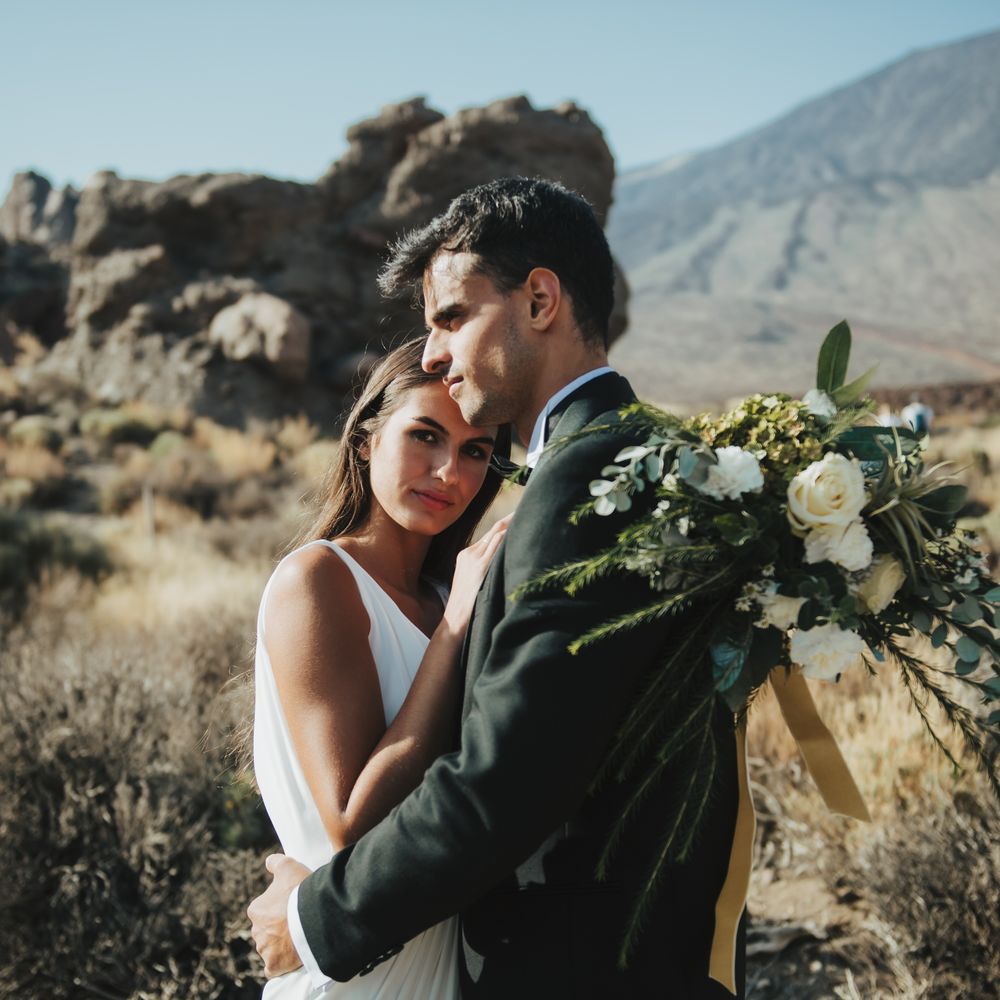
[264,541,365,629]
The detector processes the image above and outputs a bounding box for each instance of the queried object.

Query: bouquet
[521,322,999,972]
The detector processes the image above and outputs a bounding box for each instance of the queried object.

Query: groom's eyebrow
[426,302,463,331]
[414,416,495,446]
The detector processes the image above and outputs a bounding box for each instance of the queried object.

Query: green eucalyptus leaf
[645,453,663,481]
[983,677,1000,702]
[714,512,759,547]
[615,445,651,463]
[994,608,1000,629]
[952,595,983,624]
[930,583,951,607]
[831,363,879,406]
[797,601,819,630]
[956,657,979,676]
[716,627,783,714]
[834,425,919,462]
[709,615,753,694]
[956,636,982,663]
[930,623,949,648]
[817,320,852,393]
[589,479,615,496]
[911,608,932,633]
[677,447,698,478]
[987,709,1000,726]
[982,586,1000,602]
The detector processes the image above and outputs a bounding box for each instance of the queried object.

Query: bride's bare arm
[264,518,508,853]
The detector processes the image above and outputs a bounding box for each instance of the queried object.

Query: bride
[253,338,511,999]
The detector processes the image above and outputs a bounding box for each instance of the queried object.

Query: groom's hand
[248,853,310,978]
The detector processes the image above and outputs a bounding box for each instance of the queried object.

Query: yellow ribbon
[708,667,870,995]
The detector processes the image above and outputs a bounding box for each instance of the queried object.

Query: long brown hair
[293,337,511,581]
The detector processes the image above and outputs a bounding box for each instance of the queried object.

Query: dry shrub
[0,603,271,999]
[290,437,339,489]
[830,792,1000,999]
[193,418,276,478]
[274,413,318,457]
[0,364,20,405]
[1,441,66,482]
[80,407,161,447]
[123,399,193,435]
[0,510,110,619]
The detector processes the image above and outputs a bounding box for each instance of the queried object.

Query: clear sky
[3,0,998,192]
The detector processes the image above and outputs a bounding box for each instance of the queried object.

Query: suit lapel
[460,373,637,706]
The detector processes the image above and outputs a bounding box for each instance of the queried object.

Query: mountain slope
[608,30,1000,406]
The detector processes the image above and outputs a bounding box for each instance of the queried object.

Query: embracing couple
[248,178,746,999]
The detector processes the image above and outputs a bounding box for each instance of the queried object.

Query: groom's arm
[296,427,665,982]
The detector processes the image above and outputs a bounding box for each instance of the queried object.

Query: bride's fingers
[480,514,512,544]
[264,853,288,875]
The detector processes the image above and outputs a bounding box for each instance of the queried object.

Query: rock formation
[0,96,626,425]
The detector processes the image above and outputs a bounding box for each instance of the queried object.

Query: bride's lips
[413,489,454,511]
[444,376,463,398]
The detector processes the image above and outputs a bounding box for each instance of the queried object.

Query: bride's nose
[434,449,461,485]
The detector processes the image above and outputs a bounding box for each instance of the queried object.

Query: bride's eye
[411,429,437,444]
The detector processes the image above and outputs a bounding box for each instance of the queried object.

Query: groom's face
[421,251,537,428]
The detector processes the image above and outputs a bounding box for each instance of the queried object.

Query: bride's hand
[443,514,511,634]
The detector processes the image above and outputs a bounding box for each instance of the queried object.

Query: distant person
[248,178,746,998]
[876,402,905,428]
[901,394,934,436]
[252,337,511,999]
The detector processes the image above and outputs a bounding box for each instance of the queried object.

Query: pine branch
[883,637,1000,805]
[616,715,716,969]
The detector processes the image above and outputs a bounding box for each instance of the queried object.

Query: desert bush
[828,791,1000,999]
[193,418,276,478]
[0,510,110,619]
[0,609,271,999]
[290,437,339,489]
[1,442,74,509]
[8,413,64,450]
[273,413,318,457]
[80,406,160,447]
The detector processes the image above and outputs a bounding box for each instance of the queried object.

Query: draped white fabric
[254,540,459,1000]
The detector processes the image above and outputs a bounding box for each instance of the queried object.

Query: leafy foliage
[522,322,1000,966]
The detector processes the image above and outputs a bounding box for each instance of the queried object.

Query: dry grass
[0,441,66,482]
[193,417,277,478]
[2,396,995,999]
[274,413,319,456]
[0,596,268,1000]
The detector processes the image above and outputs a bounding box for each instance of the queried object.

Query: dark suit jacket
[297,373,745,999]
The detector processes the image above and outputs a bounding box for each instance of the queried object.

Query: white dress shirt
[289,365,618,990]
[524,366,616,468]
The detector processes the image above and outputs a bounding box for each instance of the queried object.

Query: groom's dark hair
[378,177,614,348]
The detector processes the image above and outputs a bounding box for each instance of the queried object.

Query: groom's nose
[422,330,451,375]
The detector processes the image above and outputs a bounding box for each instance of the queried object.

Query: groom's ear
[524,268,561,331]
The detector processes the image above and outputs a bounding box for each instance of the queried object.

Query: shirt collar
[524,367,616,469]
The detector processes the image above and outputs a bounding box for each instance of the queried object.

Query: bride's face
[366,381,498,535]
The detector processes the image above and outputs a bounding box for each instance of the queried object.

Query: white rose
[787,453,867,533]
[804,519,874,572]
[756,588,806,631]
[803,388,838,419]
[698,446,764,501]
[789,623,866,681]
[856,555,906,613]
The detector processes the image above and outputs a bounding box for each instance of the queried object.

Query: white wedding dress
[253,539,460,1000]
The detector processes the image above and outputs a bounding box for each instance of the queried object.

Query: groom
[249,178,745,998]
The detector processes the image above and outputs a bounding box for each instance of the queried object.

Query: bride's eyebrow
[413,416,495,447]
